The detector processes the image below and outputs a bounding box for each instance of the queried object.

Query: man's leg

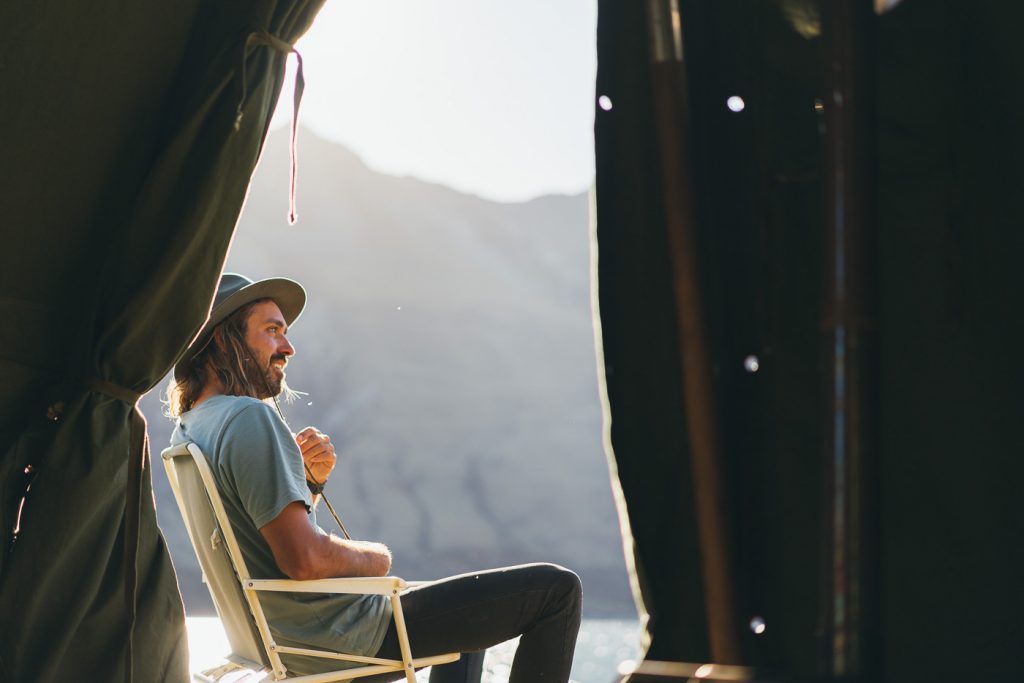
[374,563,582,683]
[423,650,484,683]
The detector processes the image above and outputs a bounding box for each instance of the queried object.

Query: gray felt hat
[174,273,306,381]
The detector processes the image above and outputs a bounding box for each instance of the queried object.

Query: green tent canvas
[0,2,325,680]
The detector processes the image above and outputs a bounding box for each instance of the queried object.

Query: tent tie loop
[84,377,142,405]
[236,30,305,225]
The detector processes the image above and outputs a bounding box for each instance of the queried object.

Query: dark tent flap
[0,2,325,681]
[596,1,1024,680]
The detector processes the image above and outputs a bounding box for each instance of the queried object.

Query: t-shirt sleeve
[217,402,312,530]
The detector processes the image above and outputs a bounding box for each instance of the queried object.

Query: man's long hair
[167,298,288,417]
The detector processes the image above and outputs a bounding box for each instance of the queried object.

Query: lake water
[187,616,642,682]
[477,618,642,683]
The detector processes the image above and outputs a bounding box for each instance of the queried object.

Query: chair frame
[162,442,460,683]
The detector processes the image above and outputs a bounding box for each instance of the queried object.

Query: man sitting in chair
[168,273,582,681]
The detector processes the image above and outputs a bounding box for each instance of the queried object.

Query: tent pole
[818,0,879,678]
[644,0,740,664]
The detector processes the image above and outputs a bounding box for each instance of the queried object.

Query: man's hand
[295,426,336,486]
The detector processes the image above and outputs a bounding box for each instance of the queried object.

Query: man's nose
[279,337,295,356]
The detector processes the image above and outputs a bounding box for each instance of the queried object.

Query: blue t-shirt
[171,394,391,674]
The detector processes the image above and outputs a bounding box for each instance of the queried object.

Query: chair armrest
[245,576,408,595]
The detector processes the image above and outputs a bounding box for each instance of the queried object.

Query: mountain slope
[144,127,633,616]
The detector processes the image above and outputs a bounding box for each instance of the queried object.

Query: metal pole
[645,0,740,664]
[819,0,878,678]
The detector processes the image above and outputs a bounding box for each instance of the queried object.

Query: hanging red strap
[236,31,306,224]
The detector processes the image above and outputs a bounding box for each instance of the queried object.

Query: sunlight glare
[274,0,598,202]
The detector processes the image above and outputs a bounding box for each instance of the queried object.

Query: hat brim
[174,277,306,381]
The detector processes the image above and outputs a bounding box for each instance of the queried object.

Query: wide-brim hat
[174,273,306,381]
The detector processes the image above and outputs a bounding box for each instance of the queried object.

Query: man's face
[243,300,295,397]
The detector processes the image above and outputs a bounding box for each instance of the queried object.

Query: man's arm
[260,502,392,580]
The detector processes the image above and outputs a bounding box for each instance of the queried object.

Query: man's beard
[246,353,287,400]
[262,354,288,398]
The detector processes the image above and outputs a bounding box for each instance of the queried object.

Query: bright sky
[273,0,597,203]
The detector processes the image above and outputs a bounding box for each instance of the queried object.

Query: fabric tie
[235,31,306,225]
[85,377,142,405]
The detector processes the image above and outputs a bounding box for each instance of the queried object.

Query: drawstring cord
[304,463,351,540]
[274,398,352,541]
[236,31,305,224]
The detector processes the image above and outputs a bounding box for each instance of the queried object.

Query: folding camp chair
[161,442,460,683]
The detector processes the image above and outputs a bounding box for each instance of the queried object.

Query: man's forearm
[260,502,392,580]
[309,532,392,579]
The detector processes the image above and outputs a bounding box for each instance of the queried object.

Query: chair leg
[389,594,417,683]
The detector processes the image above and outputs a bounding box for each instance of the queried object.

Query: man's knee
[557,564,583,599]
[532,563,582,609]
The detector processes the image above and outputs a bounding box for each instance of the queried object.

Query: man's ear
[212,327,226,352]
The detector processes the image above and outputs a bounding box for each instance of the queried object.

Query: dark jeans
[373,563,583,683]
